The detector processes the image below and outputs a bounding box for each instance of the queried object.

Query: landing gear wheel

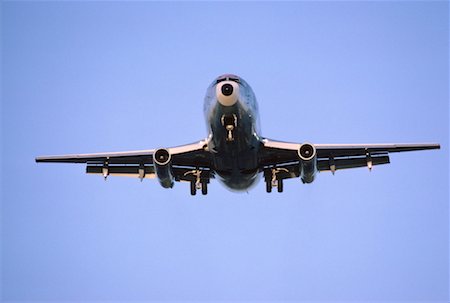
[277,179,283,193]
[266,180,272,193]
[190,181,197,196]
[201,181,208,195]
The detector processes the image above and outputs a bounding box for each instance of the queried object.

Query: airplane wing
[35,139,212,181]
[260,139,440,181]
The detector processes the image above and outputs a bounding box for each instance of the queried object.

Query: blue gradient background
[1,1,448,302]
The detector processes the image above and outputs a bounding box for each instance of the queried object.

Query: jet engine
[298,143,317,184]
[153,148,174,188]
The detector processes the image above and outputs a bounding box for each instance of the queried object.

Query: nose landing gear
[221,114,237,142]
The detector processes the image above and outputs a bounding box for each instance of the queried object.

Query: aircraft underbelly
[214,151,260,191]
[211,130,261,191]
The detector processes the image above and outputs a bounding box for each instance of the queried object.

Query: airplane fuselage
[204,74,262,191]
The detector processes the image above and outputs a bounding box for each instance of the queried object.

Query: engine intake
[153,148,174,188]
[298,143,317,184]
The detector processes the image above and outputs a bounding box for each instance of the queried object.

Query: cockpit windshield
[216,74,241,84]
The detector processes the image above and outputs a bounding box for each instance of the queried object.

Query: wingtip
[427,143,441,150]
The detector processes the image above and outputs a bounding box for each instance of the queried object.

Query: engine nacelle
[153,148,174,188]
[298,143,317,184]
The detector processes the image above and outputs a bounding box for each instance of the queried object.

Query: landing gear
[265,178,284,193]
[265,167,288,193]
[190,180,208,196]
[185,169,209,196]
[221,114,237,142]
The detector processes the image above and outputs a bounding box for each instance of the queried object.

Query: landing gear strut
[221,114,237,142]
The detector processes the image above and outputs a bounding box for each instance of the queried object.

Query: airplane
[36,74,440,195]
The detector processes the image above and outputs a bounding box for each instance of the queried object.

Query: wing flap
[317,154,390,172]
[266,154,390,181]
[86,165,156,178]
[316,143,440,157]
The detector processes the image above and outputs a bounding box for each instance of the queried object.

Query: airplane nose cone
[216,81,239,106]
[221,83,233,96]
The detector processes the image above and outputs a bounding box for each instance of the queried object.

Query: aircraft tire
[266,180,272,193]
[277,179,283,193]
[190,182,196,196]
[201,181,208,195]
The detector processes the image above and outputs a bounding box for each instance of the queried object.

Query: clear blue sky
[1,1,448,302]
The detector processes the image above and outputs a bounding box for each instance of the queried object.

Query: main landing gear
[189,180,208,196]
[184,169,209,196]
[266,179,284,193]
[265,168,288,193]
